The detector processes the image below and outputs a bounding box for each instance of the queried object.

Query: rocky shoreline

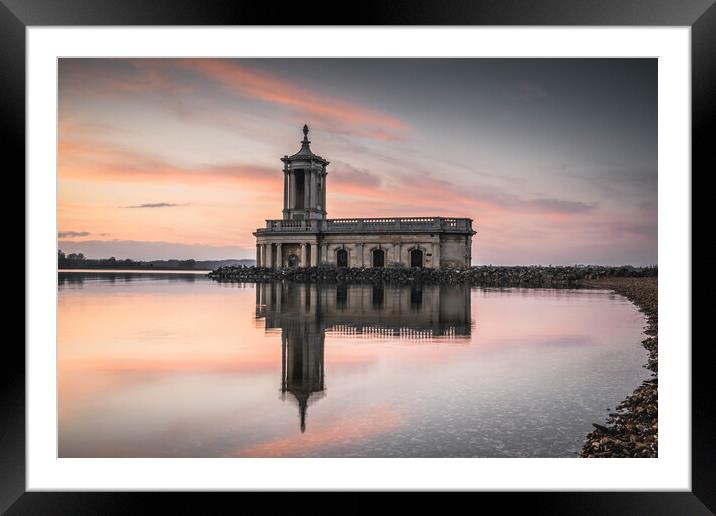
[208,264,656,287]
[577,277,658,458]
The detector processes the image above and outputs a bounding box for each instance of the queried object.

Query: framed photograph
[7,0,713,512]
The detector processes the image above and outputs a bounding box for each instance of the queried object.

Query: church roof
[282,124,329,164]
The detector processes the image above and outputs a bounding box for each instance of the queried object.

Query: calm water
[58,271,649,458]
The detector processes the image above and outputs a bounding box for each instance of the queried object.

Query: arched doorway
[336,249,348,267]
[287,254,299,267]
[372,249,385,268]
[410,248,423,268]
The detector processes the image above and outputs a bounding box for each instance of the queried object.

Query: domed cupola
[280,125,329,221]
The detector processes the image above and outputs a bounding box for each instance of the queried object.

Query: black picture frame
[4,0,713,513]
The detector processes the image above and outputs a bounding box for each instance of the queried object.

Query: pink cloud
[61,59,410,142]
[326,167,594,220]
[59,59,194,97]
[59,137,280,190]
[176,59,408,138]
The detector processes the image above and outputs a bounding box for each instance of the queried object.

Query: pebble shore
[577,277,658,458]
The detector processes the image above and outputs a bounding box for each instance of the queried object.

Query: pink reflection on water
[58,275,647,458]
[235,405,405,457]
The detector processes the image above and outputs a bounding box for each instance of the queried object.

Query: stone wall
[440,234,470,268]
[320,234,441,268]
[210,264,657,286]
[256,232,470,269]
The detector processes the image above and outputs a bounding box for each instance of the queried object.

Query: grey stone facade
[254,126,476,268]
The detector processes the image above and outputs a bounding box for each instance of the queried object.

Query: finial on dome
[300,124,311,150]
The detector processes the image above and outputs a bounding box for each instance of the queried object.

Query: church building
[254,125,476,268]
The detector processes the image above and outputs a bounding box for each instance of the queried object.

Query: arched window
[372,249,385,268]
[410,249,424,268]
[336,248,348,267]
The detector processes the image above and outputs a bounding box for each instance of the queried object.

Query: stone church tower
[281,125,329,221]
[254,125,476,269]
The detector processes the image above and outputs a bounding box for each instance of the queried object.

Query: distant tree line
[58,250,252,270]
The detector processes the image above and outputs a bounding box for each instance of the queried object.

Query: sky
[58,58,657,265]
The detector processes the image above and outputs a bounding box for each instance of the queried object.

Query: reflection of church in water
[255,282,471,432]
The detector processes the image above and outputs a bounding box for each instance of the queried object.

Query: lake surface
[58,271,649,458]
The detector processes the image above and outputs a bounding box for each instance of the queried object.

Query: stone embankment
[208,264,656,286]
[578,277,658,458]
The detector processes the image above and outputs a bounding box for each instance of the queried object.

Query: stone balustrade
[260,219,317,232]
[256,217,474,234]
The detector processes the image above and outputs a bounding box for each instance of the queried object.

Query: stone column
[300,243,307,267]
[256,244,261,267]
[309,168,315,212]
[283,172,289,211]
[289,173,295,209]
[276,243,283,269]
[321,243,328,265]
[316,174,323,211]
[322,172,327,215]
[310,243,318,266]
[396,243,403,266]
[265,243,273,269]
[433,241,441,269]
[304,171,310,213]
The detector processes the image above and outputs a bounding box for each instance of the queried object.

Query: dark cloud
[392,173,596,216]
[638,200,657,212]
[330,160,382,189]
[58,231,91,238]
[121,202,191,209]
[514,82,548,102]
[609,222,657,238]
[524,198,595,214]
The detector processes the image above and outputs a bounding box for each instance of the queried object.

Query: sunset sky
[58,58,657,265]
